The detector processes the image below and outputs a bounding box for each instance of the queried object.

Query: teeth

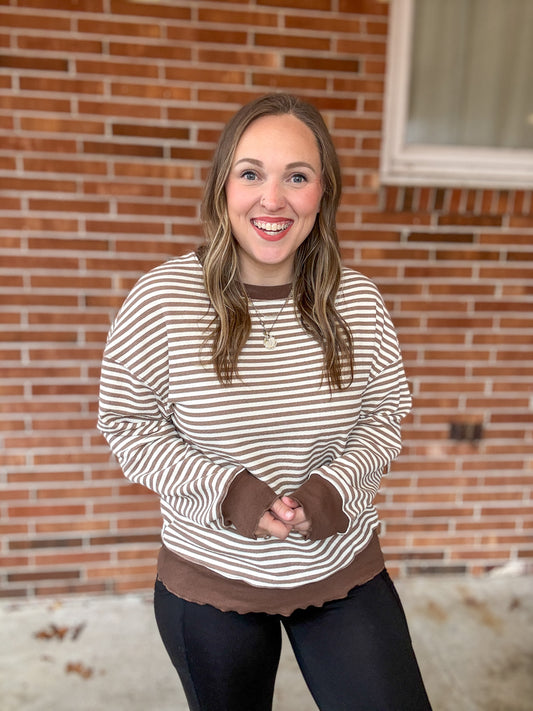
[253,220,290,232]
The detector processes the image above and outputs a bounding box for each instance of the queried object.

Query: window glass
[407,0,533,149]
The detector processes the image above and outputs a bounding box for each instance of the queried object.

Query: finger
[267,518,292,540]
[270,498,295,522]
[280,495,300,509]
[290,507,308,525]
[284,504,311,535]
[256,510,292,540]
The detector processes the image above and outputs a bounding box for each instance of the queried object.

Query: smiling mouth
[251,219,292,236]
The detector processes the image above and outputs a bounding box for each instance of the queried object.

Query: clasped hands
[255,496,311,540]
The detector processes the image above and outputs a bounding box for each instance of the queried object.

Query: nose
[260,180,286,211]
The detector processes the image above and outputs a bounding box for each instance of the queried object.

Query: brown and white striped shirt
[98,252,411,592]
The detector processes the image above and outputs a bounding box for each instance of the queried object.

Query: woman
[98,93,432,711]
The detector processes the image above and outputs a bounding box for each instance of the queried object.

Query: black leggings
[154,570,432,711]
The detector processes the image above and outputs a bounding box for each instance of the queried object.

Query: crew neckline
[243,282,292,300]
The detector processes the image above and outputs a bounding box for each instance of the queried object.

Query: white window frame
[380,0,533,189]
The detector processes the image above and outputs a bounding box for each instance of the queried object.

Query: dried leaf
[34,622,85,641]
[71,622,86,640]
[66,662,93,679]
[34,624,69,640]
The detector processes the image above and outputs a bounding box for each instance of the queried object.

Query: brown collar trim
[243,282,292,300]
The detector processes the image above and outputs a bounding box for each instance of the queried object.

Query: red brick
[19,76,104,94]
[27,312,109,325]
[18,0,104,10]
[0,11,71,31]
[76,59,159,78]
[509,215,533,228]
[255,32,330,51]
[285,55,360,73]
[109,0,190,20]
[251,71,327,91]
[20,117,104,134]
[337,38,386,55]
[200,7,277,26]
[111,81,190,101]
[0,136,78,154]
[339,0,388,14]
[17,34,102,54]
[258,0,330,9]
[362,212,431,226]
[36,520,110,534]
[285,13,360,33]
[165,66,246,85]
[85,219,165,235]
[83,180,164,197]
[83,140,163,158]
[0,114,14,129]
[0,177,77,193]
[438,214,503,227]
[0,55,68,71]
[405,266,474,279]
[0,95,72,114]
[78,99,161,119]
[34,552,111,567]
[78,18,161,37]
[109,41,191,61]
[428,283,494,296]
[116,203,196,218]
[435,249,500,261]
[8,505,87,518]
[28,198,108,213]
[34,582,107,596]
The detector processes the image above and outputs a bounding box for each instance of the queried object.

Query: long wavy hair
[198,93,353,389]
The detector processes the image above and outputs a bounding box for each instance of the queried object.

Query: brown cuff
[290,473,349,541]
[221,470,278,539]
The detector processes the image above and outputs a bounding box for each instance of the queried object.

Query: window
[381,0,533,188]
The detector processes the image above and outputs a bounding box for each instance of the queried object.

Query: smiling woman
[98,93,433,711]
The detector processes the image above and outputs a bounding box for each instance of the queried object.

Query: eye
[240,170,258,181]
[290,173,308,184]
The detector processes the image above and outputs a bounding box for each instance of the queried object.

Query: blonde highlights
[198,93,353,389]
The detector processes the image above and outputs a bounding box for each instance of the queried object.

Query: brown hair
[198,93,353,389]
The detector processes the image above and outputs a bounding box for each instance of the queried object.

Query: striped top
[98,252,411,589]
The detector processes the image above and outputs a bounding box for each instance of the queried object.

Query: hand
[255,497,295,540]
[280,496,311,536]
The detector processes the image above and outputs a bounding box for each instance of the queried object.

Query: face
[225,113,323,285]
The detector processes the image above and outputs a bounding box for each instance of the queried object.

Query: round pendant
[263,334,277,350]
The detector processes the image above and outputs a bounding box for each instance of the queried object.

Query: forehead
[234,114,321,164]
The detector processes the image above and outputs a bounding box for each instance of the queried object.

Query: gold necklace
[248,290,292,350]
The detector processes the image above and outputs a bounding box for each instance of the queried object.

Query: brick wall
[1,0,531,598]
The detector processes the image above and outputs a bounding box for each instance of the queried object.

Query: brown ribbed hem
[157,531,384,616]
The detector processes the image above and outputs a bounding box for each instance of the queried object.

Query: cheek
[226,183,252,218]
[301,185,323,216]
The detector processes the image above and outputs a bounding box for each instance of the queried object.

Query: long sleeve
[98,355,246,526]
[97,260,248,528]
[290,357,410,537]
[301,295,411,522]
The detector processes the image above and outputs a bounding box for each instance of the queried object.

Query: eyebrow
[234,158,318,174]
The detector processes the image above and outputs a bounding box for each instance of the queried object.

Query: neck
[237,255,294,287]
